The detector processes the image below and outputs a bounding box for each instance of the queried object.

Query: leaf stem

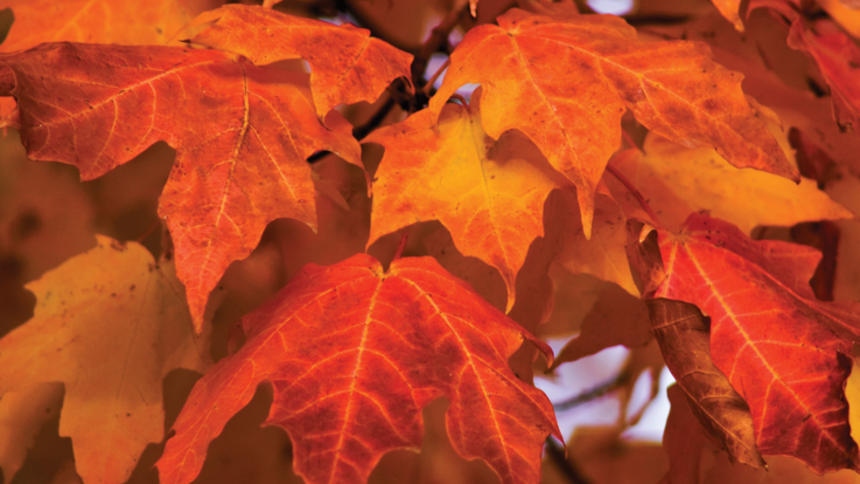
[422,58,450,96]
[352,94,396,141]
[620,128,639,152]
[412,3,468,87]
[392,231,409,261]
[605,163,661,226]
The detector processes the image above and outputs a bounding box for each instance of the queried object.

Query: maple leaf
[429,8,797,235]
[366,93,562,310]
[4,0,860,480]
[817,0,860,38]
[710,0,745,30]
[185,4,413,118]
[0,0,223,52]
[0,42,362,329]
[648,298,764,468]
[786,18,860,131]
[548,188,640,296]
[663,383,860,483]
[747,1,860,131]
[0,99,17,130]
[652,213,860,472]
[158,253,560,484]
[0,383,63,480]
[0,235,207,484]
[610,134,852,233]
[548,272,651,368]
[189,380,303,484]
[0,0,223,131]
[660,7,860,177]
[824,167,860,302]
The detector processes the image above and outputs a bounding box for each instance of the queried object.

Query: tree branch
[545,437,592,484]
[553,369,632,411]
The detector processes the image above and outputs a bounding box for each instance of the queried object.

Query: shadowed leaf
[648,298,764,468]
[0,235,207,484]
[787,17,860,131]
[0,43,362,330]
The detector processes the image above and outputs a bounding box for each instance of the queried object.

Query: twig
[620,128,640,152]
[331,2,463,113]
[392,232,409,260]
[422,58,450,96]
[351,76,417,140]
[553,370,632,411]
[625,15,692,26]
[545,437,592,484]
[352,94,396,141]
[135,219,162,245]
[411,4,469,86]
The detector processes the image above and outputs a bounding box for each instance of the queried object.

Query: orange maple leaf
[0,0,222,52]
[610,134,851,234]
[0,236,206,484]
[787,18,860,131]
[429,8,797,235]
[653,213,860,472]
[157,254,561,484]
[748,1,860,131]
[367,92,562,310]
[0,43,363,329]
[0,0,222,132]
[710,0,745,30]
[186,4,413,118]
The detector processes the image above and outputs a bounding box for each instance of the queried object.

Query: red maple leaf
[157,254,560,484]
[0,42,365,329]
[653,213,860,472]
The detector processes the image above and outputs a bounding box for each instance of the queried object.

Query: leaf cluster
[0,0,859,483]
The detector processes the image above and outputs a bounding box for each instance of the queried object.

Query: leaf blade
[367,96,560,309]
[158,254,560,484]
[429,9,797,234]
[0,42,363,329]
[0,235,206,484]
[188,4,413,118]
[655,214,860,472]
